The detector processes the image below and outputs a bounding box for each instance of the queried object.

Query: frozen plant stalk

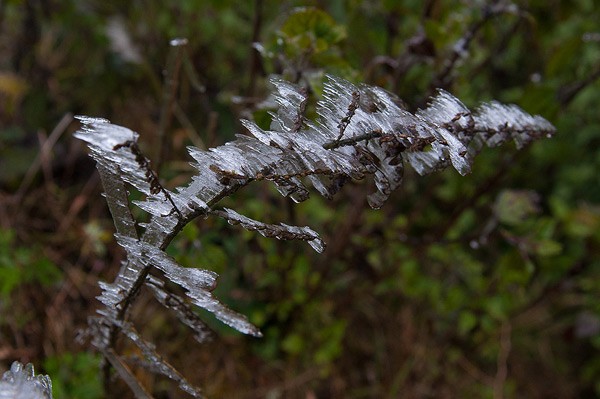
[75,75,555,397]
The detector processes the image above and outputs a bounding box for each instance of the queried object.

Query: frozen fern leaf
[75,74,554,397]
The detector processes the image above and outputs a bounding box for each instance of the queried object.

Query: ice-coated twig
[212,208,325,253]
[111,319,205,398]
[146,275,214,343]
[75,73,554,397]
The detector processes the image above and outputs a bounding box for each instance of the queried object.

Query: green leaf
[534,239,563,257]
[280,8,346,46]
[282,332,304,355]
[565,204,600,238]
[494,189,540,226]
[44,352,103,399]
[278,7,346,59]
[458,311,478,336]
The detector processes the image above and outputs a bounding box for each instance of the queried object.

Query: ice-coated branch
[212,208,325,253]
[75,73,554,397]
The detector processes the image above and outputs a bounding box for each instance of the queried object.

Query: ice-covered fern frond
[75,75,554,397]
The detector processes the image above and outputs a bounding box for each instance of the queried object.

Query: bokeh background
[1,1,599,397]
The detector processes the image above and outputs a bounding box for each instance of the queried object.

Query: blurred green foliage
[1,0,599,397]
[43,352,103,399]
[0,229,61,302]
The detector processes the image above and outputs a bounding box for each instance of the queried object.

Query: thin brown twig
[243,367,321,399]
[493,321,512,399]
[156,38,188,171]
[57,173,100,233]
[558,65,600,106]
[468,17,524,81]
[432,1,521,92]
[247,0,264,96]
[14,112,73,202]
[457,353,495,386]
[173,101,207,150]
[206,111,219,146]
[431,151,520,241]
[323,130,383,149]
[36,130,53,186]
[103,348,154,399]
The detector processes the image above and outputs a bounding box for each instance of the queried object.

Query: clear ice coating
[108,318,205,398]
[147,275,214,343]
[115,235,261,337]
[475,102,555,149]
[0,362,52,399]
[75,76,555,221]
[74,74,555,397]
[74,75,555,335]
[74,74,555,336]
[214,208,325,253]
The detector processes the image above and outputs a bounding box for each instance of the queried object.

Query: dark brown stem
[247,0,264,96]
[323,130,383,149]
[103,348,153,399]
[493,321,511,399]
[558,65,600,106]
[156,39,187,171]
[431,151,518,241]
[432,1,518,92]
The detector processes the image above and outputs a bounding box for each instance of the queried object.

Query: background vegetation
[1,0,599,397]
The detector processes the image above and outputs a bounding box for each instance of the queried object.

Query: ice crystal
[75,74,554,397]
[0,362,52,399]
